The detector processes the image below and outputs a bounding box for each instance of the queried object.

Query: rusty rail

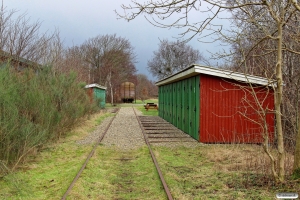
[132,107,173,200]
[61,108,120,200]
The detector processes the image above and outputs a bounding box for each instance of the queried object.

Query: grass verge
[152,144,299,199]
[1,141,299,199]
[105,98,158,108]
[124,99,158,104]
[68,147,166,199]
[1,108,299,200]
[0,111,111,200]
[137,106,158,116]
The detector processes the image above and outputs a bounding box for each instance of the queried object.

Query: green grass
[1,143,298,200]
[95,113,114,125]
[137,106,158,116]
[165,145,299,199]
[123,98,158,104]
[151,146,278,199]
[0,136,93,199]
[1,108,299,200]
[105,98,158,108]
[132,99,144,104]
[0,111,111,200]
[68,147,166,199]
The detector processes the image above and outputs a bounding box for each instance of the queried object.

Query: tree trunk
[110,83,114,105]
[275,23,285,183]
[108,71,114,105]
[294,93,300,172]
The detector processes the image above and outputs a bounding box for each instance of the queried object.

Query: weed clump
[292,168,300,180]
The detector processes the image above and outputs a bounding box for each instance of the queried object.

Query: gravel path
[77,107,145,150]
[101,107,146,150]
[77,106,201,150]
[76,115,114,145]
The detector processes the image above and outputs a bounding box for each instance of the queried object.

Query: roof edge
[85,83,107,90]
[155,64,276,87]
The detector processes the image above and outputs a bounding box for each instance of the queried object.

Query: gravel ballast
[101,107,146,150]
[76,115,114,146]
[77,107,201,150]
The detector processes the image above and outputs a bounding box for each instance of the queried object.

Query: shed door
[188,76,199,141]
[180,76,199,141]
[94,88,106,108]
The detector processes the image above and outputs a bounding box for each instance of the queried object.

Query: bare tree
[0,5,15,51]
[80,34,135,83]
[135,74,155,101]
[100,49,136,104]
[52,34,137,104]
[118,0,300,182]
[77,34,136,104]
[54,46,90,83]
[224,2,300,177]
[0,5,59,67]
[148,39,207,79]
[284,1,300,177]
[39,30,64,66]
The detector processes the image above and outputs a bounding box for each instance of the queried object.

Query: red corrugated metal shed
[200,74,274,143]
[156,64,275,144]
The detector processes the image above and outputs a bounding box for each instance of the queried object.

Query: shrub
[0,66,98,172]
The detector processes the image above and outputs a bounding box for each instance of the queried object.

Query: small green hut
[85,84,107,108]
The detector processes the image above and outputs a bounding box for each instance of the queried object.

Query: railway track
[61,108,120,200]
[132,108,173,200]
[62,107,197,200]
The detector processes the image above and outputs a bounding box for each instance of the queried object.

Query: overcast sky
[3,0,229,81]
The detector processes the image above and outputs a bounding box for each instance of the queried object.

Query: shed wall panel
[166,84,171,122]
[180,80,185,130]
[199,74,274,143]
[158,86,165,118]
[162,85,166,119]
[158,76,200,140]
[183,79,188,133]
[172,82,177,126]
[86,87,106,108]
[93,88,106,108]
[177,81,182,129]
[158,86,162,117]
[160,86,164,119]
[165,84,169,121]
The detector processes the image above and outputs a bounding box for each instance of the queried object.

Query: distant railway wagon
[119,82,135,103]
[156,64,275,143]
[85,83,107,108]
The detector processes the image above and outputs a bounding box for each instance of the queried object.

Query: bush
[0,66,97,172]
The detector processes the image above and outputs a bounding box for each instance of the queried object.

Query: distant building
[85,83,107,108]
[0,50,40,71]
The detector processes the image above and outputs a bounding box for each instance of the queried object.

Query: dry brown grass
[200,143,299,195]
[204,144,294,175]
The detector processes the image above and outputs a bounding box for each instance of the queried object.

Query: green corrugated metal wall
[94,88,106,108]
[158,75,200,140]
